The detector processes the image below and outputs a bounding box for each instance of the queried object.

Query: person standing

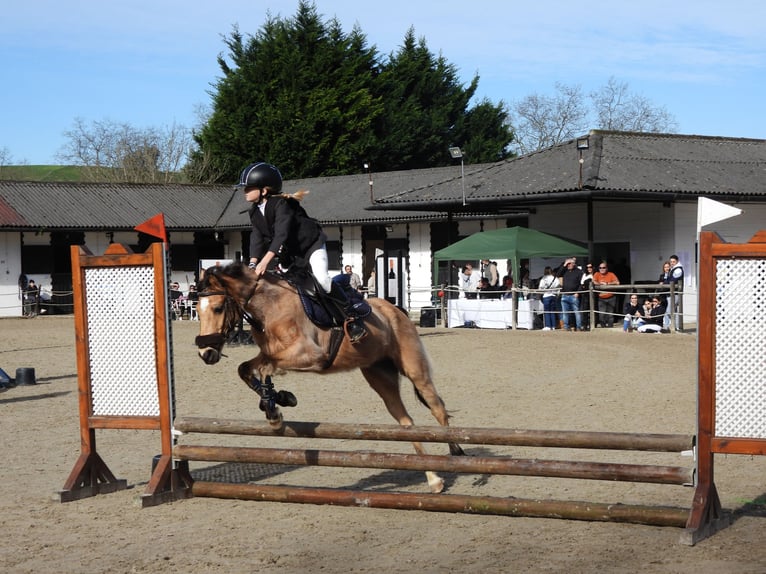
[23,279,40,317]
[344,265,362,291]
[366,270,376,298]
[592,261,620,328]
[658,260,672,328]
[481,259,499,288]
[668,254,684,330]
[539,266,560,331]
[458,264,479,299]
[580,262,595,330]
[557,258,584,331]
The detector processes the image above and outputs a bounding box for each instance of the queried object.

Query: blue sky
[3,0,765,165]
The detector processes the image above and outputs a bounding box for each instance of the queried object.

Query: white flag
[696,197,743,234]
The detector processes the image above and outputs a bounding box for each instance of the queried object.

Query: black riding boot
[344,307,368,343]
[329,281,368,343]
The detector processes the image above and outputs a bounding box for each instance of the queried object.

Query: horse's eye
[213,304,225,314]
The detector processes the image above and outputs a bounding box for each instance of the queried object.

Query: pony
[194,262,464,493]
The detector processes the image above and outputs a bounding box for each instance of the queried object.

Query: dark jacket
[646,303,666,326]
[249,196,326,266]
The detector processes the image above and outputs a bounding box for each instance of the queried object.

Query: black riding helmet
[236,162,283,193]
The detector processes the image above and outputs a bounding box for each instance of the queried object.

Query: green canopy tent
[433,226,588,288]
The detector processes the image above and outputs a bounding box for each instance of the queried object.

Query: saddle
[279,265,369,324]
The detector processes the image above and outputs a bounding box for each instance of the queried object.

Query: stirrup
[345,319,368,344]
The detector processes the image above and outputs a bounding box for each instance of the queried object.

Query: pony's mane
[200,262,247,290]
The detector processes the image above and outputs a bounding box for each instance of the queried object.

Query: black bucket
[15,367,36,386]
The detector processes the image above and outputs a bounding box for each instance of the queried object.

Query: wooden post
[59,242,191,505]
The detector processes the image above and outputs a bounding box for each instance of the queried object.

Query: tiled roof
[0,181,231,230]
[369,131,766,210]
[2,131,764,230]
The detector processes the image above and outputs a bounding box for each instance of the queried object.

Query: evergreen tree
[190,1,512,182]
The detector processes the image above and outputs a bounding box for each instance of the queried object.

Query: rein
[194,284,258,348]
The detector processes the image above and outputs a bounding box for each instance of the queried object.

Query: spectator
[500,275,514,300]
[344,265,362,291]
[637,295,667,333]
[23,279,40,317]
[477,277,491,298]
[169,282,184,319]
[186,283,199,320]
[366,270,376,298]
[557,258,584,331]
[480,259,499,288]
[539,266,560,331]
[580,262,595,330]
[592,261,620,328]
[658,261,672,328]
[458,264,479,299]
[622,293,643,332]
[668,254,684,330]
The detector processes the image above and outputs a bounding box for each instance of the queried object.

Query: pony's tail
[284,189,310,202]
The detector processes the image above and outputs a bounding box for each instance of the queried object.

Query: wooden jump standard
[173,417,694,528]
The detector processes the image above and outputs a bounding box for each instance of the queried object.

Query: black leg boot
[329,281,368,343]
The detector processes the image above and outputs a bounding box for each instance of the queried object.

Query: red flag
[134,213,168,243]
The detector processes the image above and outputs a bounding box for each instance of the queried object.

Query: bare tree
[590,77,678,133]
[510,83,589,155]
[510,78,678,154]
[57,118,194,183]
[0,146,12,172]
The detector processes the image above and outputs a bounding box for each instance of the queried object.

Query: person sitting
[622,293,643,332]
[637,295,667,333]
[185,283,199,319]
[169,282,185,319]
[500,275,514,300]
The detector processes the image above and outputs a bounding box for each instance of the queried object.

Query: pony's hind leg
[360,360,445,493]
[396,346,465,457]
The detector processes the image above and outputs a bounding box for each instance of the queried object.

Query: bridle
[194,285,257,349]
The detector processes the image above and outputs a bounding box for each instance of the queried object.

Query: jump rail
[174,417,694,452]
[173,417,695,529]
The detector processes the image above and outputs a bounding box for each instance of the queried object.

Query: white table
[447,298,513,329]
[447,298,542,329]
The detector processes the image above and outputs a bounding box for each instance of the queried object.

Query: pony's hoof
[267,412,284,430]
[427,472,444,493]
[275,390,297,407]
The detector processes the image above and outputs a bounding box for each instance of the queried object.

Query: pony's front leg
[237,360,292,429]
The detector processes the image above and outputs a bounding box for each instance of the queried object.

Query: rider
[238,162,367,343]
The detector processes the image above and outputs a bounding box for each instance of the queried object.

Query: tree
[590,77,678,133]
[0,147,13,171]
[510,83,588,155]
[370,29,512,171]
[192,2,382,181]
[57,118,194,183]
[191,1,513,181]
[510,78,677,154]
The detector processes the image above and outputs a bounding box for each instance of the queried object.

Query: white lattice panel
[714,259,766,439]
[85,266,160,417]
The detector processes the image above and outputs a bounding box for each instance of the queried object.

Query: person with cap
[237,162,367,343]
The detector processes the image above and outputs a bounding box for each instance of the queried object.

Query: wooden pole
[174,417,693,453]
[174,444,692,485]
[191,482,690,528]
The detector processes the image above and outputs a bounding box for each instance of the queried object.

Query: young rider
[237,162,367,342]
